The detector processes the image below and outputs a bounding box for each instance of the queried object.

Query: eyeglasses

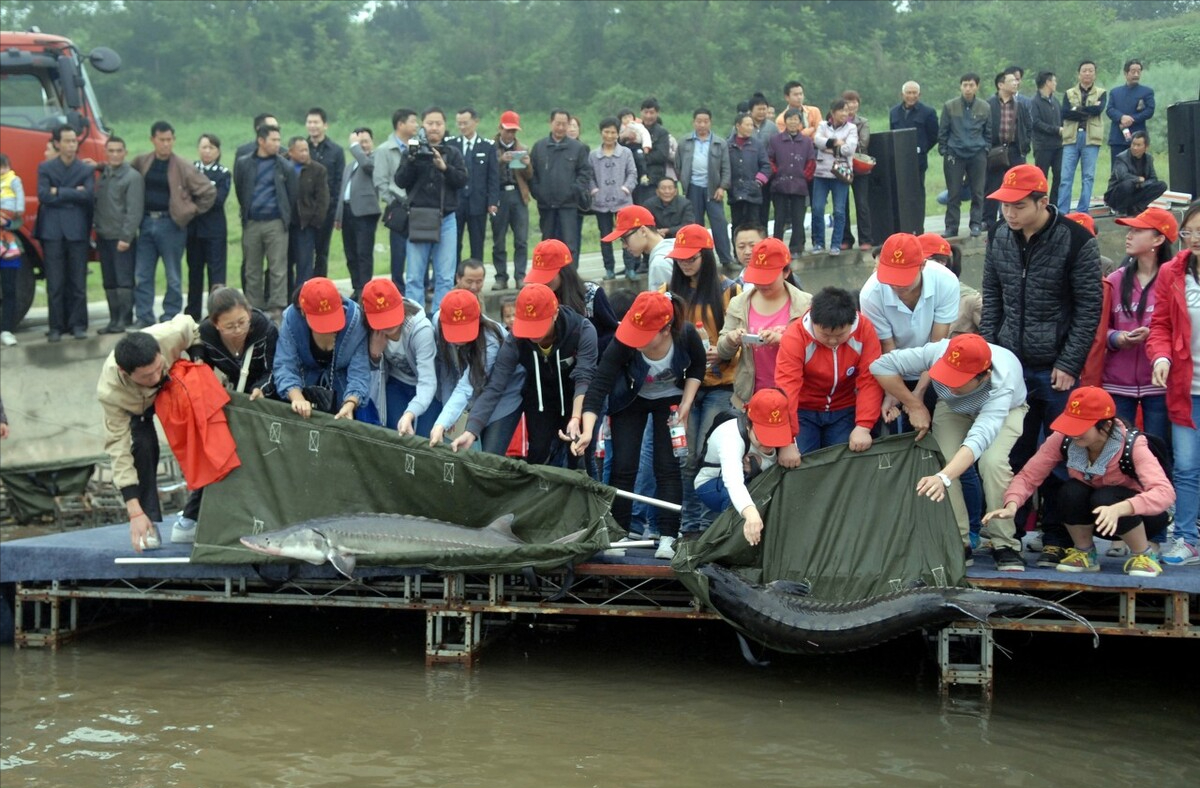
[217,318,250,334]
[619,230,637,246]
[1180,231,1198,240]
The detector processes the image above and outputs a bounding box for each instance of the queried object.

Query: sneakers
[654,535,676,560]
[490,277,509,291]
[811,244,825,254]
[1057,546,1101,573]
[1036,545,1065,568]
[170,514,197,544]
[828,247,841,256]
[963,544,975,567]
[993,547,1025,572]
[1123,552,1163,578]
[1105,542,1130,558]
[1160,538,1200,566]
[0,330,16,347]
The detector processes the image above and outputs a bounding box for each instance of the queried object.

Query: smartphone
[742,333,765,346]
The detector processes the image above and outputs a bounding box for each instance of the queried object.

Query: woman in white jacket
[810,99,858,256]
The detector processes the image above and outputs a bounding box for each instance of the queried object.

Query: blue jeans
[1170,396,1200,546]
[810,177,849,250]
[681,388,736,532]
[1111,394,1172,459]
[1057,132,1100,213]
[630,419,659,535]
[287,224,316,299]
[797,407,855,454]
[1010,368,1071,546]
[405,213,457,313]
[382,377,437,436]
[695,476,731,514]
[685,184,733,266]
[134,215,186,323]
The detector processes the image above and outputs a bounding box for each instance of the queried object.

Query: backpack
[1058,424,1172,487]
[695,411,751,472]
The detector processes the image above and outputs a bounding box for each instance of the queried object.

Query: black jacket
[980,207,1101,376]
[451,135,500,215]
[1107,149,1158,191]
[988,94,1031,156]
[36,157,95,242]
[294,160,330,229]
[395,143,469,216]
[196,308,279,395]
[1029,92,1063,152]
[466,306,598,434]
[584,323,706,416]
[727,135,771,204]
[190,161,231,239]
[529,135,591,209]
[889,101,939,171]
[644,121,671,185]
[307,136,344,212]
[233,153,298,226]
[644,194,693,237]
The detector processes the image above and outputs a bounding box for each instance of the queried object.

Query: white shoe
[1105,542,1130,558]
[170,514,197,544]
[1160,537,1200,566]
[654,536,677,560]
[0,331,16,347]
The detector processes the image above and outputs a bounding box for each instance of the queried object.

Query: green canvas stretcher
[190,396,620,573]
[673,434,967,610]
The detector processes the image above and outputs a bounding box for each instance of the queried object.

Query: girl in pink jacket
[983,386,1173,578]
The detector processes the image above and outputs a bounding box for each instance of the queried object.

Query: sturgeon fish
[698,563,1097,655]
[240,513,587,579]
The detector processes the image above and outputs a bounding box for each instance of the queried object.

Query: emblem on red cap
[768,408,781,424]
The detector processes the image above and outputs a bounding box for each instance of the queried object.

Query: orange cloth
[1078,278,1113,387]
[156,360,241,489]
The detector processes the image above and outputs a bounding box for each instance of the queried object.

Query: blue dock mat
[1,524,1198,594]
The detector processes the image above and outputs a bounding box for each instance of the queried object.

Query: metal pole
[611,488,682,512]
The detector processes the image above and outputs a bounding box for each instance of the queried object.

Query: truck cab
[0,30,120,326]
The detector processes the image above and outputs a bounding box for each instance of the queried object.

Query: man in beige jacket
[97,315,201,551]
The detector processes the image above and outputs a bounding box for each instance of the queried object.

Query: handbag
[407,206,442,243]
[382,199,408,235]
[407,174,445,243]
[987,144,1010,171]
[851,152,877,175]
[832,160,854,184]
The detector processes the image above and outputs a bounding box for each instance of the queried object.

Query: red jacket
[1145,251,1196,428]
[1079,278,1112,388]
[775,311,883,429]
[156,360,241,489]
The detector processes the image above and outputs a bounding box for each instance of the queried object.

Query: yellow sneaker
[1057,546,1100,573]
[1123,552,1163,578]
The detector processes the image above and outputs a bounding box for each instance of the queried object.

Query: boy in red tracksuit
[775,286,884,456]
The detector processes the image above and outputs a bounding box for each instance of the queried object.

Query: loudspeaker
[1167,100,1200,198]
[867,129,925,237]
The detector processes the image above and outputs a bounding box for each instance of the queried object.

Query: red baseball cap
[987,164,1049,203]
[1064,212,1097,237]
[523,239,573,285]
[615,291,674,348]
[360,278,405,331]
[917,232,952,259]
[929,333,992,388]
[1051,386,1117,436]
[1115,207,1179,243]
[665,224,714,259]
[439,289,481,343]
[512,283,558,339]
[743,238,791,285]
[298,277,346,334]
[601,204,657,243]
[499,111,521,131]
[746,388,796,448]
[876,233,927,287]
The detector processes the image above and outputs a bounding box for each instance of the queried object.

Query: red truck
[0,29,120,326]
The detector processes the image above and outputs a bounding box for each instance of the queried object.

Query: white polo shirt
[860,262,960,378]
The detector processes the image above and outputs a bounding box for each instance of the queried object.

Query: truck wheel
[0,238,38,328]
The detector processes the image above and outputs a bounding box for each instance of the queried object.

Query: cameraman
[395,106,468,311]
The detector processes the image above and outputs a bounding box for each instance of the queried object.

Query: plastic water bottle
[696,322,719,376]
[669,405,688,458]
[595,417,609,460]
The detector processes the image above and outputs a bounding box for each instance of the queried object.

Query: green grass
[37,114,1117,306]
